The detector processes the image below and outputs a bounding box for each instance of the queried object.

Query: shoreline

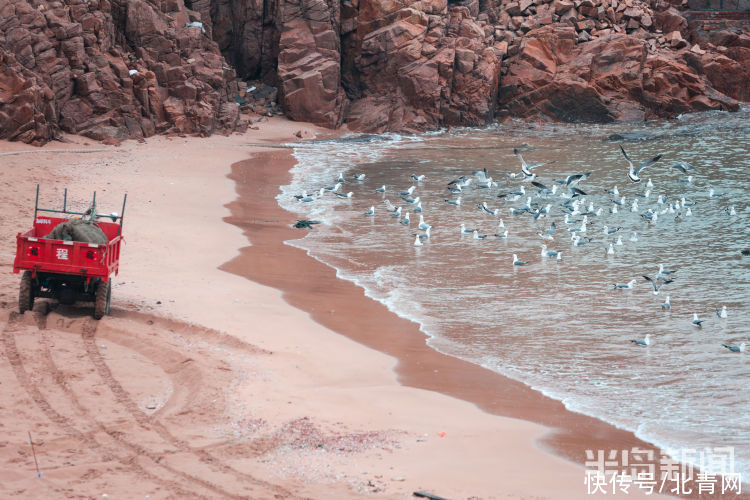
[0,121,733,498]
[221,148,676,487]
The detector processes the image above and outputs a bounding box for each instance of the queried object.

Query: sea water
[277,108,750,476]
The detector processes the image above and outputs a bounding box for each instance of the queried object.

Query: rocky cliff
[1,0,748,144]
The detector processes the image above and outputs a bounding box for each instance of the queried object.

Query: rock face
[0,0,246,145]
[1,0,748,144]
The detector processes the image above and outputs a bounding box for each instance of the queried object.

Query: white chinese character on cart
[56,248,69,260]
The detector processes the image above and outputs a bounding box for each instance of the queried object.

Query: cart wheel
[94,280,110,320]
[18,271,35,314]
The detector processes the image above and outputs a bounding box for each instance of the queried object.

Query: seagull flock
[294,145,747,354]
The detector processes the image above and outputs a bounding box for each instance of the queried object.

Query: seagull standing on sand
[400,212,410,225]
[620,145,662,183]
[413,235,423,247]
[630,334,652,346]
[375,185,386,193]
[445,197,462,206]
[363,206,375,216]
[662,296,671,310]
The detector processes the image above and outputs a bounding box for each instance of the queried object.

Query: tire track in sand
[2,312,231,498]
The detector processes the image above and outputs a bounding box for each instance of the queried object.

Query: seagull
[445,197,462,206]
[325,182,342,192]
[400,212,410,225]
[620,145,662,183]
[300,187,325,202]
[391,206,402,217]
[541,244,559,257]
[722,343,746,353]
[411,174,425,182]
[708,188,725,198]
[515,149,555,177]
[629,232,638,242]
[472,230,488,239]
[606,243,615,255]
[353,173,366,181]
[413,235,423,247]
[400,186,416,196]
[556,252,563,262]
[717,306,727,319]
[337,172,346,183]
[460,223,477,234]
[384,199,396,211]
[630,334,652,346]
[497,219,505,229]
[603,226,621,235]
[662,296,671,310]
[670,161,694,173]
[607,185,620,196]
[418,215,431,230]
[558,172,591,186]
[726,206,737,216]
[537,231,554,241]
[678,175,693,184]
[692,313,704,327]
[614,279,636,289]
[335,191,354,198]
[643,275,673,295]
[447,175,466,186]
[418,227,431,239]
[571,235,590,246]
[402,195,420,204]
[480,202,499,216]
[615,235,623,246]
[448,185,463,194]
[657,264,676,276]
[375,185,386,193]
[477,177,494,188]
[512,254,528,266]
[414,202,423,213]
[494,230,509,238]
[363,206,375,216]
[646,178,654,188]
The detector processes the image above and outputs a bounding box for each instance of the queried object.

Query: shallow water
[277,108,750,475]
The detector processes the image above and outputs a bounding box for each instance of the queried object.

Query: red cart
[13,185,126,319]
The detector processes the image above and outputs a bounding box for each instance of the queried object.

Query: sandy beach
[0,119,676,499]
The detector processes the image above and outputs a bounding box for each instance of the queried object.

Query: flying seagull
[643,275,673,295]
[620,145,662,183]
[515,149,555,178]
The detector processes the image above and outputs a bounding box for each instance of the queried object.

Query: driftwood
[413,492,450,500]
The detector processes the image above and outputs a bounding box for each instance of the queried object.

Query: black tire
[94,280,110,320]
[18,271,34,314]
